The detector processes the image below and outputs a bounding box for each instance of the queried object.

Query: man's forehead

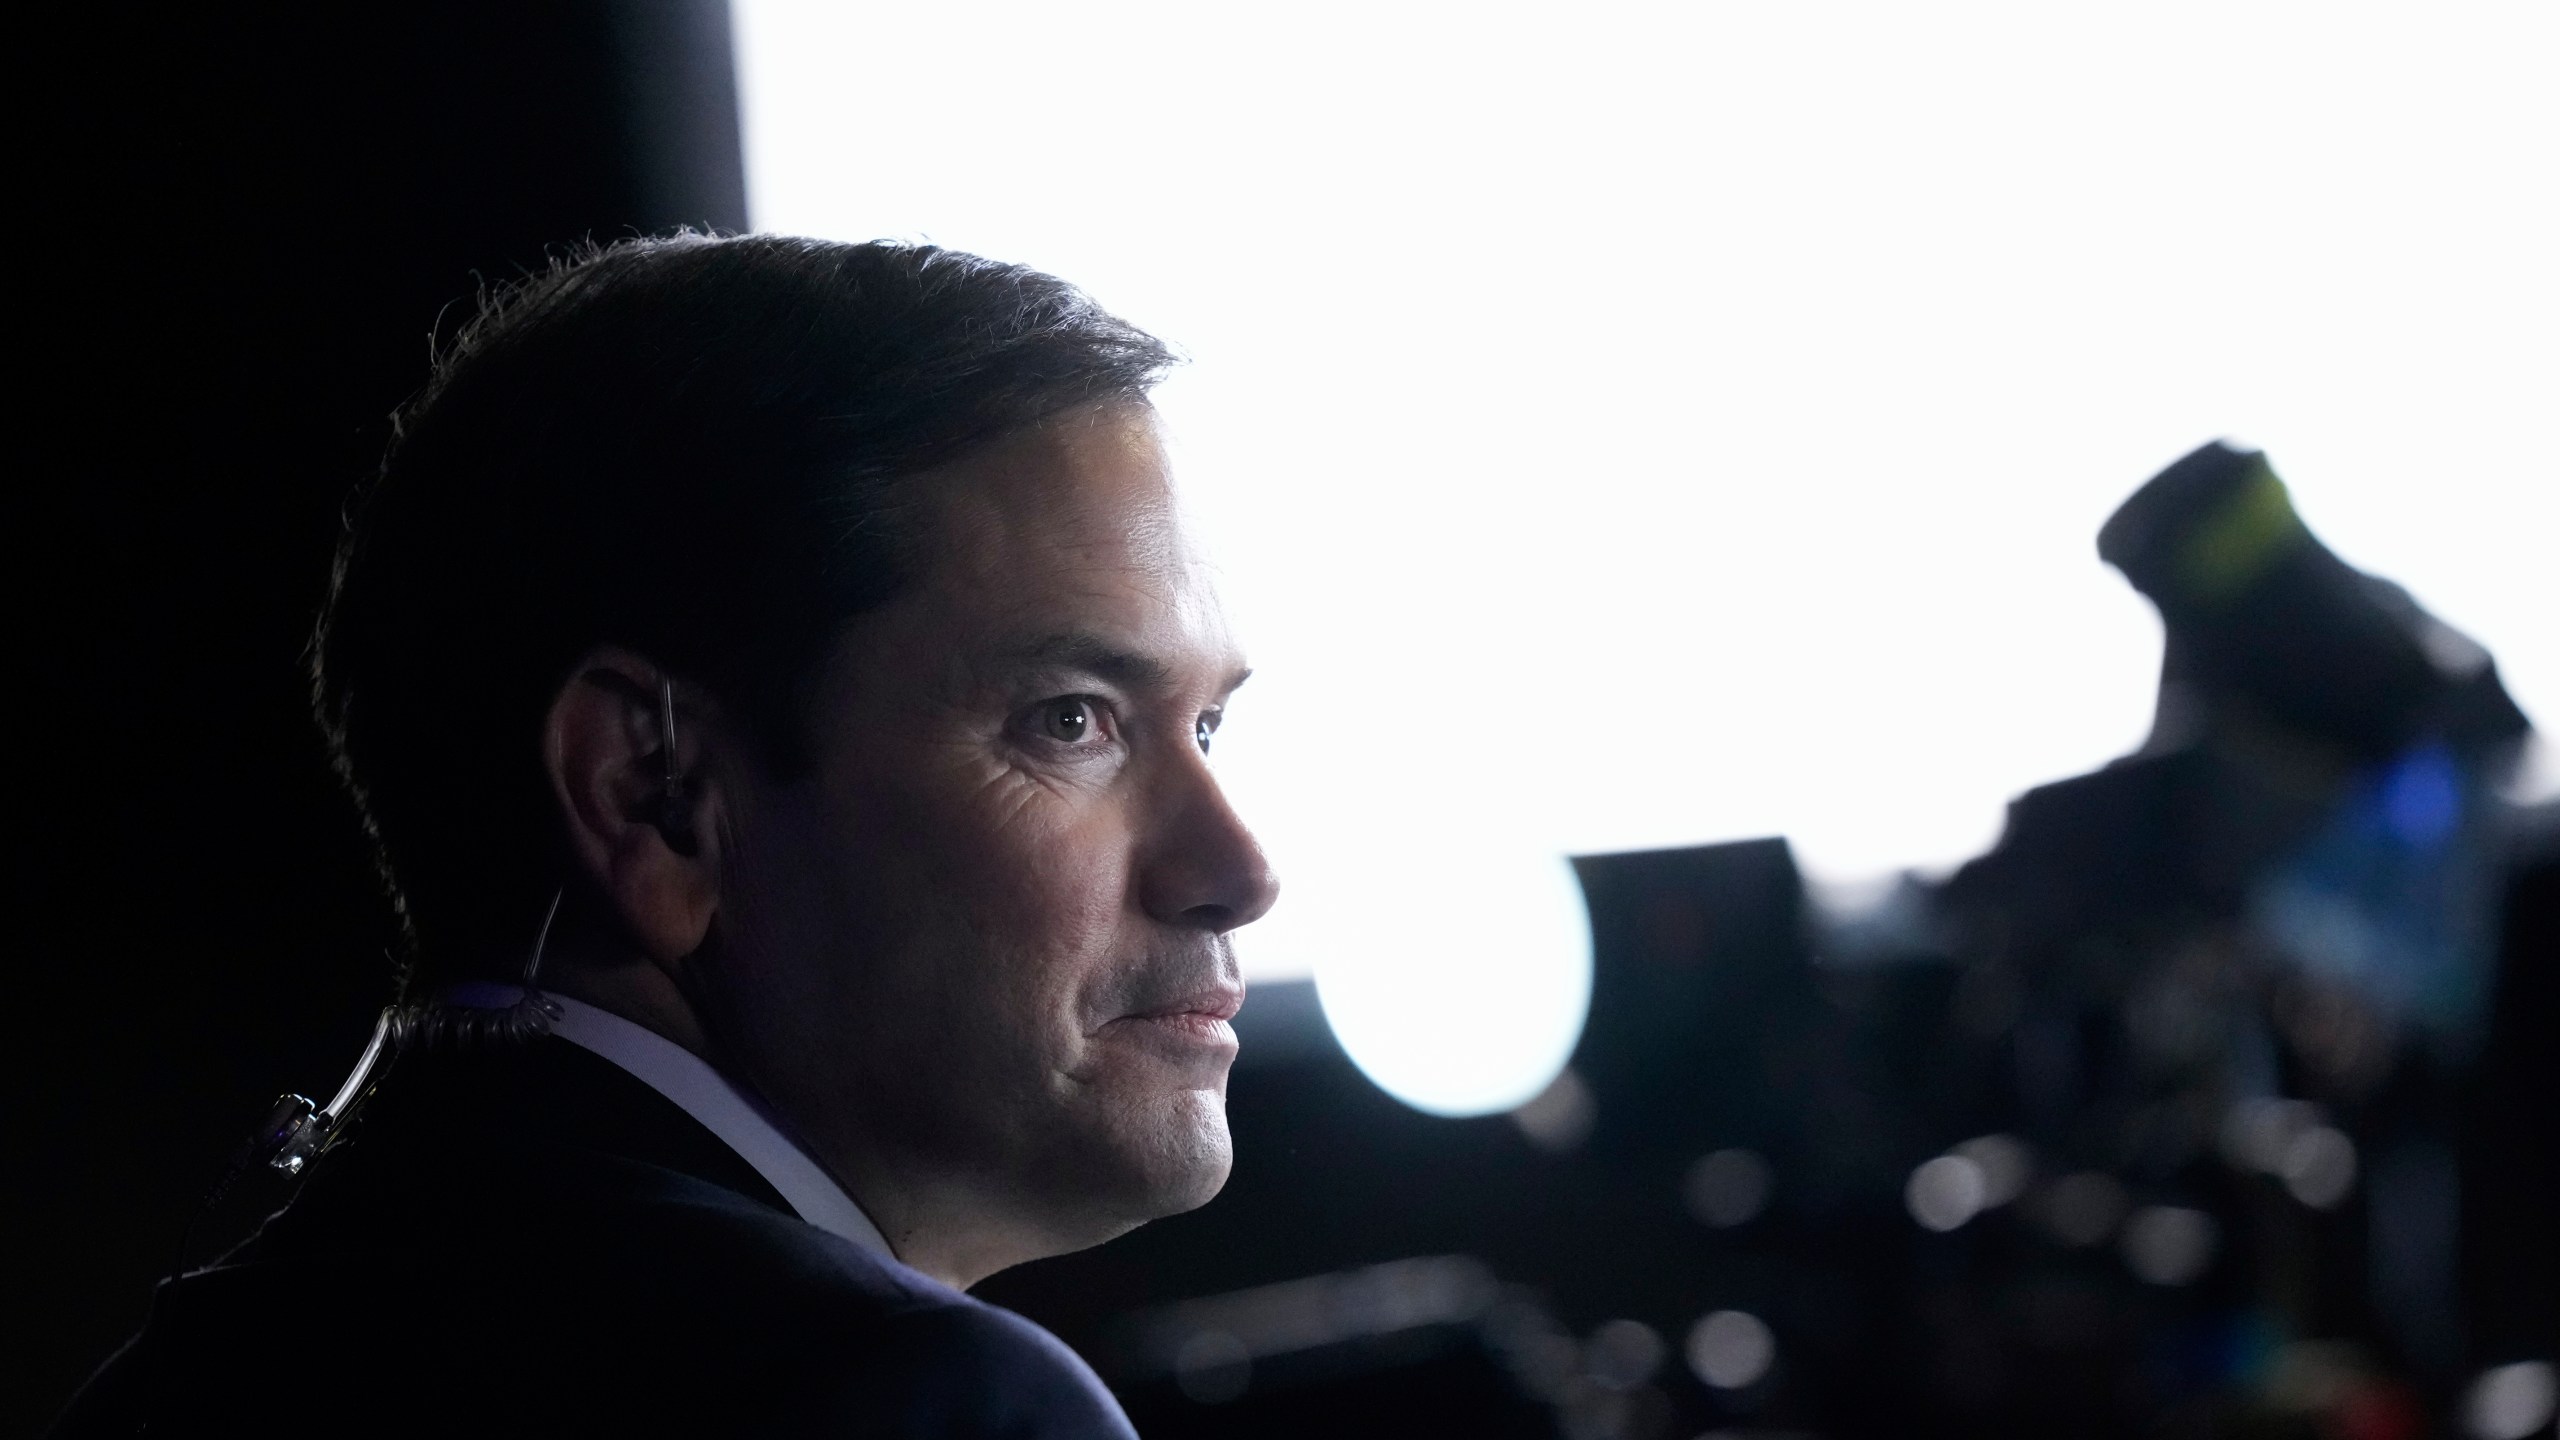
[925,407,1187,574]
[900,404,1244,688]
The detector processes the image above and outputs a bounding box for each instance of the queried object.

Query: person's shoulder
[575,1176,1134,1437]
[775,1291,1138,1440]
[576,1153,929,1306]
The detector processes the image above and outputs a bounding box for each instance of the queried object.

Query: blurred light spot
[1953,1134,2032,1208]
[1312,847,1594,1117]
[1331,1254,1500,1337]
[2040,1171,2130,1247]
[2220,1097,2324,1174]
[2463,1361,2558,1440]
[1684,1148,1774,1228]
[2281,1126,2358,1209]
[1131,1254,1495,1373]
[1906,1154,1988,1232]
[2379,745,2462,848]
[1173,1329,1251,1404]
[2121,1205,2220,1285]
[1686,1310,1776,1390]
[1585,1318,1667,1391]
[1510,1066,1597,1152]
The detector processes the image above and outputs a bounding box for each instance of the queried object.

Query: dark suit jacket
[55,1038,1139,1438]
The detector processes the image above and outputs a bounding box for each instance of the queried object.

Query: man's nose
[1138,755,1279,933]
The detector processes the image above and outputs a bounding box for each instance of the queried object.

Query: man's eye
[1038,698,1102,744]
[1195,710,1222,753]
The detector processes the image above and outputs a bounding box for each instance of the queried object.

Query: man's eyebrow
[995,632,1251,696]
[999,633,1172,689]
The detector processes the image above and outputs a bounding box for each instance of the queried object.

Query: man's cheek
[995,821,1129,944]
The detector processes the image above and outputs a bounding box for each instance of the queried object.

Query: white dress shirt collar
[445,983,893,1260]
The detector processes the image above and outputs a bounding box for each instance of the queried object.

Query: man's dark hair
[314,233,1176,987]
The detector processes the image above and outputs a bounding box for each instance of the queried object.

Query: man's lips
[1104,982,1246,1046]
[1130,984,1245,1024]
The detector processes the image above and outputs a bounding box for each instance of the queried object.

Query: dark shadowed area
[17,3,745,1425]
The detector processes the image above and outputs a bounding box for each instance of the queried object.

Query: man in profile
[60,234,1278,1435]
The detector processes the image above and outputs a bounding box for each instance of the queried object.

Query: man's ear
[543,647,726,965]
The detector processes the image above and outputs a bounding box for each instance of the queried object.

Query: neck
[547,932,1090,1291]
[815,1148,1082,1290]
[544,949,720,1065]
[544,943,1037,1291]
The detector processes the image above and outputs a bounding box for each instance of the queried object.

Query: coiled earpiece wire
[191,678,683,1238]
[194,887,566,1229]
[153,894,564,1424]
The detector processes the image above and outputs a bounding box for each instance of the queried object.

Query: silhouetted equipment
[1569,837,1812,1165]
[1902,443,2541,1432]
[1960,442,2531,948]
[2462,838,2559,1373]
[2097,440,2529,764]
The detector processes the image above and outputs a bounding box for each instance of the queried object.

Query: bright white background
[736,2,2558,1114]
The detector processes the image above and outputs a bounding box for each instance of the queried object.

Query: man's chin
[1152,1122,1234,1217]
[1120,1086,1234,1215]
[1033,1089,1233,1251]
